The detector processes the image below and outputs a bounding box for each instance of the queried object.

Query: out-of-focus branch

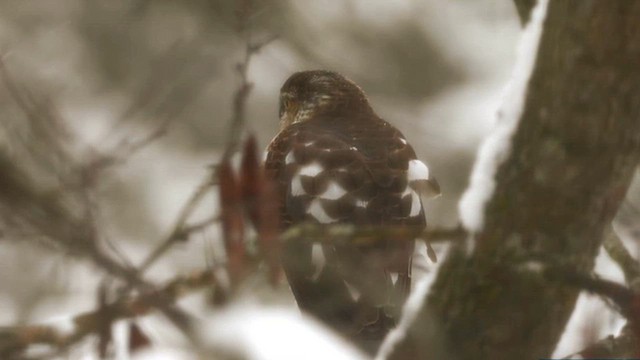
[0,154,195,352]
[177,215,220,240]
[0,54,180,192]
[562,324,639,359]
[0,57,77,180]
[137,1,278,274]
[543,264,640,357]
[513,0,536,25]
[0,269,218,358]
[83,39,218,186]
[280,223,465,248]
[543,266,639,325]
[0,132,278,358]
[106,39,214,135]
[0,218,460,358]
[0,152,195,338]
[604,225,640,288]
[137,175,216,273]
[0,58,198,348]
[222,0,277,160]
[78,119,171,188]
[390,2,640,359]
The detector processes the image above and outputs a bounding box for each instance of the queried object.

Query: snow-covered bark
[388,1,640,359]
[458,0,548,233]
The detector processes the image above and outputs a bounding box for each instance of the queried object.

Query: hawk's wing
[265,116,433,351]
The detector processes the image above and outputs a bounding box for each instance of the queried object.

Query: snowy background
[0,0,635,358]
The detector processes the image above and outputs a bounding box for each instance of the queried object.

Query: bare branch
[391,2,640,359]
[0,269,218,358]
[137,174,216,272]
[79,118,170,184]
[222,0,277,160]
[280,223,466,248]
[543,265,637,320]
[562,324,640,359]
[0,142,195,349]
[604,225,640,288]
[513,0,536,26]
[134,0,279,279]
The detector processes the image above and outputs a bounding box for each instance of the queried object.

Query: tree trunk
[390,1,640,359]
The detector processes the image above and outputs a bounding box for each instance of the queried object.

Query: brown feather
[266,70,430,354]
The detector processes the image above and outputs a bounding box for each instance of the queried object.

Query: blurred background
[0,0,635,357]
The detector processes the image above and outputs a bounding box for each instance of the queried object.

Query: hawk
[265,70,439,353]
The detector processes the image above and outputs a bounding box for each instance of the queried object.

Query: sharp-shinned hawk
[265,70,439,353]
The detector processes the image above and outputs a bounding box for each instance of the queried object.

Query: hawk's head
[279,70,373,129]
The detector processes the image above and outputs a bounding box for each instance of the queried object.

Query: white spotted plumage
[320,181,347,200]
[298,162,323,177]
[307,199,338,223]
[310,243,326,281]
[290,175,305,196]
[265,70,438,349]
[409,190,421,217]
[408,159,430,182]
[285,151,296,165]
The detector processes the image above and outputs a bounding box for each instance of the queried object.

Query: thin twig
[1,53,178,194]
[0,220,461,357]
[0,146,195,351]
[1,37,211,359]
[562,323,640,359]
[279,223,466,247]
[138,0,277,274]
[513,0,537,26]
[178,215,220,239]
[88,119,170,169]
[604,225,640,288]
[0,269,218,358]
[138,175,216,272]
[543,264,640,339]
[0,57,78,182]
[222,0,277,160]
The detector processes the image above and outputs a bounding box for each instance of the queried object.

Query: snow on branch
[458,0,549,233]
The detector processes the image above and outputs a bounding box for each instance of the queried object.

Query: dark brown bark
[389,1,640,359]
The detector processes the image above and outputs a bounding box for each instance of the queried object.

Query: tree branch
[0,269,218,358]
[0,60,198,349]
[137,174,215,273]
[281,223,465,247]
[604,225,640,288]
[562,324,639,359]
[389,1,640,359]
[222,0,277,161]
[513,0,536,26]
